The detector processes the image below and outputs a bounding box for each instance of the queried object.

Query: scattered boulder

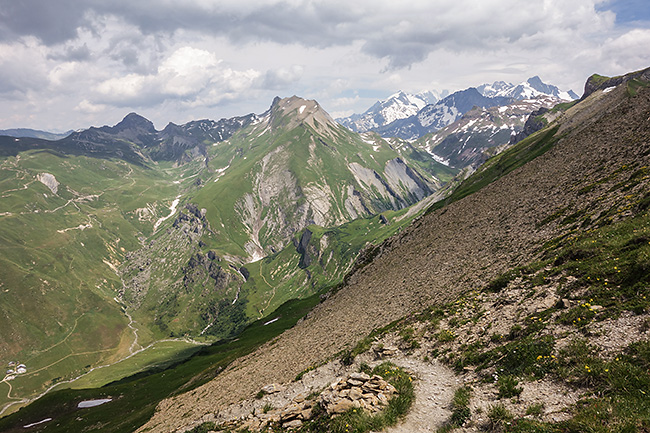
[261,383,286,395]
[282,419,303,429]
[372,344,399,358]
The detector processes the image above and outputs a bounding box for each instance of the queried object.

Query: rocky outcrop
[182,252,233,293]
[581,66,650,100]
[211,372,398,432]
[120,201,248,339]
[294,228,315,268]
[237,396,315,431]
[36,172,59,194]
[509,106,550,144]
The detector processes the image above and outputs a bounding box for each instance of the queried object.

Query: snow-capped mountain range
[414,95,564,169]
[477,76,579,100]
[337,76,578,140]
[337,90,446,133]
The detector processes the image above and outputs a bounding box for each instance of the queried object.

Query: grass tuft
[497,375,522,399]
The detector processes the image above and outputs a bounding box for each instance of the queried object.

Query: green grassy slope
[0,150,181,413]
[0,294,321,433]
[241,207,417,319]
[121,97,457,340]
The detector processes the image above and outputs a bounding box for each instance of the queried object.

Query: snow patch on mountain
[428,152,450,166]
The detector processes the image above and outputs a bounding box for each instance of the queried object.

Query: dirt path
[383,357,459,433]
[1,380,19,402]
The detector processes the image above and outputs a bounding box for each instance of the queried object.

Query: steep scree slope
[138,80,649,431]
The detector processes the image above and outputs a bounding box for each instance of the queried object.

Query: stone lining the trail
[319,372,397,415]
[204,371,398,432]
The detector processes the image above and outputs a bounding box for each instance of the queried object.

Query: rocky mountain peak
[476,80,513,97]
[387,90,426,107]
[525,75,568,98]
[113,112,157,134]
[269,95,338,132]
[526,75,545,88]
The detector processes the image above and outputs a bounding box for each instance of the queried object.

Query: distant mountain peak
[113,112,156,133]
[479,77,578,101]
[337,90,436,133]
[476,80,513,97]
[387,90,408,99]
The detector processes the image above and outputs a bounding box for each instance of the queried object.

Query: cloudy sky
[0,0,649,132]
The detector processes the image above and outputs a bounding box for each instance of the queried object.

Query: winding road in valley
[0,306,207,417]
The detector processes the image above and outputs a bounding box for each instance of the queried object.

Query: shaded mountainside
[139,71,650,432]
[0,128,72,140]
[0,111,259,166]
[413,95,564,169]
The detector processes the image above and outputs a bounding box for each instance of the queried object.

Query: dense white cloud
[0,0,648,130]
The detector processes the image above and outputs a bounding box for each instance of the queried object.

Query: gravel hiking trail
[382,357,459,433]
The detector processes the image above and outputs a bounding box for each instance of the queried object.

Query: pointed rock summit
[269,96,338,132]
